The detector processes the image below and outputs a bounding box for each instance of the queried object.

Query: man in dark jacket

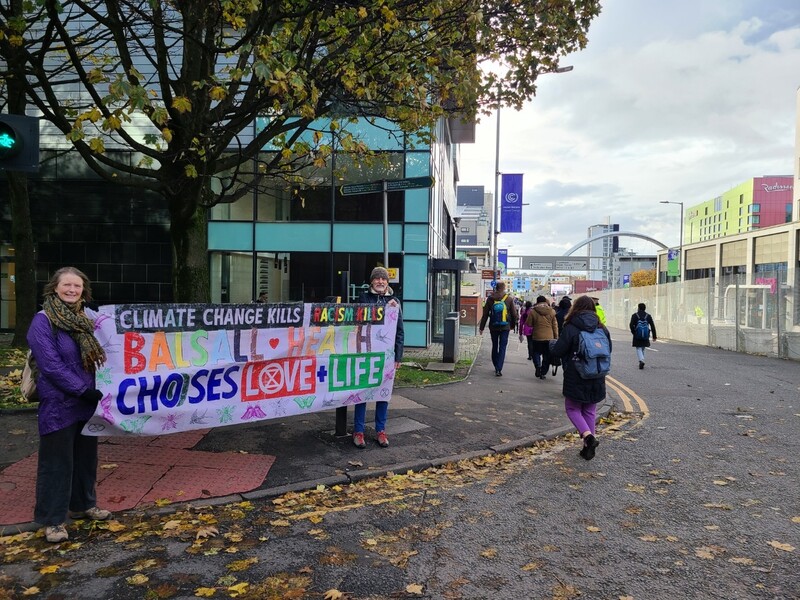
[555,296,571,332]
[549,295,612,461]
[629,302,657,369]
[478,281,518,377]
[352,266,404,449]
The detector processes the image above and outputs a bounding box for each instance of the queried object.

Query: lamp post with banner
[491,66,574,285]
[660,200,684,279]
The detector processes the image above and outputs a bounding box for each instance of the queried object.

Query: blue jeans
[35,421,98,526]
[353,401,388,433]
[489,329,510,372]
[636,347,646,361]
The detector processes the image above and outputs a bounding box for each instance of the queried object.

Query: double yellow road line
[606,376,649,417]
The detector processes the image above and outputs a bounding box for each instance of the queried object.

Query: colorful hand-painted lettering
[83,303,398,436]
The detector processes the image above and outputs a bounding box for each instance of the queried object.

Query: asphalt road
[2,334,798,599]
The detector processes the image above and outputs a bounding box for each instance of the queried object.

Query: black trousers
[531,339,552,373]
[35,421,98,526]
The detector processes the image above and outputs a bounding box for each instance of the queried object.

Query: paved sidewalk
[0,332,612,533]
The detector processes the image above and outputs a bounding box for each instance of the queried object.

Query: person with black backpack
[629,302,657,369]
[548,295,612,461]
[479,281,518,377]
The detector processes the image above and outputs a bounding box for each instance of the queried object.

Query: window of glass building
[334,153,405,222]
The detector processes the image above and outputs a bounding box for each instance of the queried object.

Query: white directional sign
[556,260,588,270]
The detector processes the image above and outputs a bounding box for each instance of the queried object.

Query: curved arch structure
[543,231,668,284]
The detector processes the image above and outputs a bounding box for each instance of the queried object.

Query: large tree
[2,0,600,303]
[0,0,37,347]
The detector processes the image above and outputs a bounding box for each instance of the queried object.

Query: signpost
[335,176,434,437]
[339,176,435,267]
[339,176,435,196]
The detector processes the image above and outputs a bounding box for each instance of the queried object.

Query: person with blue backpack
[629,302,657,369]
[479,281,518,377]
[548,295,612,461]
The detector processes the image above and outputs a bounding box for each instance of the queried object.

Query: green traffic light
[0,122,22,159]
[0,132,18,149]
[0,115,37,171]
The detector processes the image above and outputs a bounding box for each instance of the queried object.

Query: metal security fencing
[599,271,800,361]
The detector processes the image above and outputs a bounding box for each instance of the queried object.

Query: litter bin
[443,311,459,363]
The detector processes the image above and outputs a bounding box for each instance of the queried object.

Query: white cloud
[458,0,800,259]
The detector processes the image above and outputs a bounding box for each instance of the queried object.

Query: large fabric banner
[83,303,399,437]
[500,173,523,233]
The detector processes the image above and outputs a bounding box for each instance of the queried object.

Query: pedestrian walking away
[552,296,572,375]
[630,302,657,369]
[590,296,607,326]
[519,300,534,361]
[27,266,111,543]
[526,295,558,380]
[479,281,518,377]
[548,295,612,461]
[554,296,571,333]
[353,266,404,449]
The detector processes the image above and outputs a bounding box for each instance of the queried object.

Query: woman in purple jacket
[27,267,109,543]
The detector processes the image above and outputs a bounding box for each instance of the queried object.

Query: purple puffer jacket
[27,311,96,435]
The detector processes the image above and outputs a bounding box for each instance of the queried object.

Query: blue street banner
[500,173,523,233]
[498,249,508,274]
[81,303,399,436]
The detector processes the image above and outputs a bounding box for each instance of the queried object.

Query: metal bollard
[335,406,349,437]
[443,312,459,363]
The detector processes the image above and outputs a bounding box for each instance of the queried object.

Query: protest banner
[83,302,399,436]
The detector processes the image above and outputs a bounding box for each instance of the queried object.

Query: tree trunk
[169,187,211,303]
[8,171,37,348]
[6,0,37,348]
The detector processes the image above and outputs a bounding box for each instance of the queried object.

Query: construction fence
[598,270,800,361]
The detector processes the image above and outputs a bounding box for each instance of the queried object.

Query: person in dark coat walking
[551,296,572,376]
[549,295,612,460]
[353,266,404,449]
[629,302,657,369]
[27,266,110,543]
[554,296,571,332]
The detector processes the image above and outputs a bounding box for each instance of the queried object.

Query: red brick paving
[0,432,276,527]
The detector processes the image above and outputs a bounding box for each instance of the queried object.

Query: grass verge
[395,359,473,387]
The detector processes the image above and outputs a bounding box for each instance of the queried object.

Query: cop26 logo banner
[500,173,523,233]
[82,303,399,437]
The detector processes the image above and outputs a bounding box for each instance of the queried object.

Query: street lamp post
[491,66,574,288]
[660,200,684,279]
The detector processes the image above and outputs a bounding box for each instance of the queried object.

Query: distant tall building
[685,176,793,243]
[587,221,615,283]
[455,185,492,270]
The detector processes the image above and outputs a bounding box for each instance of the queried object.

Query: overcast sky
[458,0,800,261]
